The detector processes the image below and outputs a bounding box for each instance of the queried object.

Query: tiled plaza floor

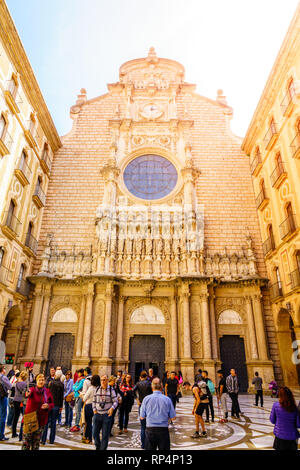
[1,393,300,450]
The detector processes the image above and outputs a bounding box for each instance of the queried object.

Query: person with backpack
[183,380,208,439]
[0,364,12,441]
[11,371,28,438]
[92,374,118,450]
[7,369,19,428]
[201,370,215,423]
[82,374,100,444]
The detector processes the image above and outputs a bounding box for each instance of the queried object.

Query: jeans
[84,403,93,440]
[0,397,8,439]
[7,401,14,427]
[75,397,83,427]
[206,395,215,421]
[229,392,240,417]
[118,405,130,430]
[64,401,73,427]
[12,401,24,436]
[42,406,60,444]
[219,394,228,419]
[92,413,112,450]
[145,427,170,450]
[140,417,146,449]
[255,390,263,407]
[167,394,177,410]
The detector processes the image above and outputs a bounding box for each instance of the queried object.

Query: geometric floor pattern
[1,393,300,450]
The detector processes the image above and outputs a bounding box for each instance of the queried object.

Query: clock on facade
[123,154,178,200]
[140,104,163,119]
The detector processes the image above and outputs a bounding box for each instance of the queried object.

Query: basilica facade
[8,46,280,390]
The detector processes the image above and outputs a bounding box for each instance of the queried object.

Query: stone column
[35,284,52,358]
[170,296,178,362]
[208,287,218,360]
[200,293,212,360]
[25,284,44,358]
[102,283,114,358]
[179,283,194,383]
[75,294,86,357]
[81,283,95,358]
[181,287,191,359]
[252,294,269,360]
[245,296,259,360]
[115,296,125,360]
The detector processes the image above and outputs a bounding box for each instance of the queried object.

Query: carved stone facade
[6,48,280,388]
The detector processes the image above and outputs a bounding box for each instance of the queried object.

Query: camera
[100,402,105,409]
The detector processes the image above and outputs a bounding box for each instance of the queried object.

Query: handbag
[23,387,47,434]
[23,411,39,434]
[66,392,74,403]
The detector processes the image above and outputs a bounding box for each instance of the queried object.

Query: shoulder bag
[23,388,47,434]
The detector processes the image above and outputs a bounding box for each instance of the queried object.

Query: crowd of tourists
[0,362,300,450]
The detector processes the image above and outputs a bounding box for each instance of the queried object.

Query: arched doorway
[1,305,22,366]
[277,308,300,386]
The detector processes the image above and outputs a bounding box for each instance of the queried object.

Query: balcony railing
[4,80,22,114]
[290,268,300,290]
[33,185,46,208]
[270,161,287,188]
[25,121,41,148]
[25,232,38,255]
[250,151,262,175]
[262,236,276,257]
[2,212,22,237]
[256,187,269,210]
[16,278,31,297]
[280,86,295,116]
[264,122,278,150]
[15,157,32,185]
[290,132,300,159]
[0,130,13,157]
[41,150,52,173]
[0,265,12,285]
[279,213,297,240]
[269,281,283,301]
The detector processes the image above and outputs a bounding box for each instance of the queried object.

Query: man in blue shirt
[140,377,176,450]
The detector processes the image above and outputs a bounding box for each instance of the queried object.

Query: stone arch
[276,307,300,386]
[49,302,80,323]
[1,304,23,363]
[125,297,170,323]
[218,309,243,324]
[52,307,78,323]
[130,304,165,324]
[215,299,247,325]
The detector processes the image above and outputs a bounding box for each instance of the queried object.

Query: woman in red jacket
[21,373,54,450]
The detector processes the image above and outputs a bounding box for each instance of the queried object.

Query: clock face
[124,155,178,200]
[141,104,163,119]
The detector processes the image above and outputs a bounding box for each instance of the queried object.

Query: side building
[0,0,61,364]
[242,3,300,387]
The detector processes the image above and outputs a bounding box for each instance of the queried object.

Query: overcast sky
[5,0,299,138]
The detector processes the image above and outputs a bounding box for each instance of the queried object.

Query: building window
[17,264,25,290]
[123,154,178,200]
[6,199,16,226]
[0,248,4,266]
[0,114,7,140]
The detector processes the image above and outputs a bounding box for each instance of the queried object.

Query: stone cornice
[0,0,61,152]
[242,3,300,154]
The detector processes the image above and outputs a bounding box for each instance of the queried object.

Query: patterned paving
[1,393,300,450]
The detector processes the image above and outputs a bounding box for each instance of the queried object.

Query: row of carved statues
[39,241,258,280]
